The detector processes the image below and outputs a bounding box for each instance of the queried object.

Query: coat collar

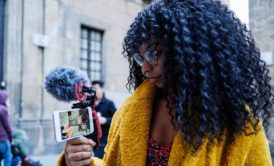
[117,80,203,165]
[119,80,156,165]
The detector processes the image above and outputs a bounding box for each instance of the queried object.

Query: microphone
[44,66,90,102]
[45,66,102,149]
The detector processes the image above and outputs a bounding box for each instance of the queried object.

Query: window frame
[80,25,104,81]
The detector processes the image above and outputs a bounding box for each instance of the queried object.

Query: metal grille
[80,26,103,81]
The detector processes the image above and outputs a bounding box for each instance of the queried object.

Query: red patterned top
[146,138,172,166]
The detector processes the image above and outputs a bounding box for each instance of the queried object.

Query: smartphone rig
[71,82,102,150]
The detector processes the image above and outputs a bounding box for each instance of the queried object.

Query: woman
[58,0,273,165]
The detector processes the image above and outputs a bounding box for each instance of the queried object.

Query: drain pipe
[40,0,46,119]
[19,0,25,118]
[0,0,5,82]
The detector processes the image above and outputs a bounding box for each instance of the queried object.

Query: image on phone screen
[53,107,94,142]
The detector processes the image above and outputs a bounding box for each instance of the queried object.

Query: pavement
[31,154,60,166]
[31,153,274,166]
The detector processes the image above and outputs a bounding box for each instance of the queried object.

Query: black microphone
[44,66,91,102]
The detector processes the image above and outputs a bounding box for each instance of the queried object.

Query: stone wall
[4,0,143,154]
[249,0,274,160]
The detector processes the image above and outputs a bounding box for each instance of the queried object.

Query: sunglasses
[133,50,162,66]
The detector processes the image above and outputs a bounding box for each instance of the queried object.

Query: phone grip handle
[85,110,102,150]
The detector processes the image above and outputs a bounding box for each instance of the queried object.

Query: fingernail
[90,140,96,146]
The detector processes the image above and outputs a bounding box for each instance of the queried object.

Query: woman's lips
[149,75,162,83]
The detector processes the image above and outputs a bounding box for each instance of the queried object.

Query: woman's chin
[149,78,164,88]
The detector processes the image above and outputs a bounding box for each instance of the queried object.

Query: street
[32,154,60,166]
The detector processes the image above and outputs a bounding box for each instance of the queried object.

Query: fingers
[67,136,96,146]
[66,144,93,153]
[64,136,96,166]
[66,151,92,162]
[65,155,92,166]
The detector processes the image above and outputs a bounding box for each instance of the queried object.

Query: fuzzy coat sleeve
[244,123,272,166]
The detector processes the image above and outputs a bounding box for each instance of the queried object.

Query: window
[80,26,103,81]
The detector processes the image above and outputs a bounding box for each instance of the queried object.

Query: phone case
[53,107,94,142]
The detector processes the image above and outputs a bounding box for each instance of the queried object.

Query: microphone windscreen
[44,66,89,102]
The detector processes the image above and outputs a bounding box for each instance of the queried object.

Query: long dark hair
[122,0,274,150]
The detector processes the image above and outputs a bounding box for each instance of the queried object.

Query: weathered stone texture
[4,0,143,154]
[249,0,274,160]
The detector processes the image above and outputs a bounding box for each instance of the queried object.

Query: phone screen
[53,107,94,142]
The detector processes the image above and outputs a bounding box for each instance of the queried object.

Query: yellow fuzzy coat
[58,80,272,166]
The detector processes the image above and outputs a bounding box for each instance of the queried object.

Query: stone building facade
[249,0,274,160]
[249,0,274,83]
[2,0,144,154]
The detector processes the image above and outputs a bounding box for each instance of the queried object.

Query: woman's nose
[141,60,152,76]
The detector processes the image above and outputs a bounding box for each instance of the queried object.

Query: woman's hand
[64,136,96,166]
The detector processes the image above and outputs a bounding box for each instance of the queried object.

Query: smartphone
[53,107,94,142]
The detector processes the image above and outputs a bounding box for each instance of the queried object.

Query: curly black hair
[122,0,274,150]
